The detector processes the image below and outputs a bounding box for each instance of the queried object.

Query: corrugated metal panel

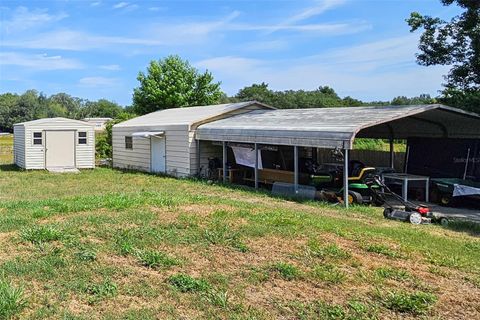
[15,117,94,128]
[196,104,480,149]
[114,101,273,128]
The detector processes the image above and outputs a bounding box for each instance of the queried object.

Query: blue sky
[0,0,461,106]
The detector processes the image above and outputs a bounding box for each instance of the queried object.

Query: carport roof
[114,101,273,129]
[196,104,480,149]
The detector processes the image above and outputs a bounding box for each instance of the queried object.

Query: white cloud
[148,7,165,12]
[113,2,129,9]
[1,6,68,33]
[112,2,138,11]
[2,29,163,50]
[230,21,370,34]
[78,77,120,87]
[195,35,448,100]
[267,0,347,34]
[240,40,289,52]
[100,64,121,71]
[0,52,83,70]
[91,1,101,7]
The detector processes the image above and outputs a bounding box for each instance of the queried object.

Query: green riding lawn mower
[305,156,387,206]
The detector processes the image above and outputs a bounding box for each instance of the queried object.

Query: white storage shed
[112,101,272,177]
[13,117,95,170]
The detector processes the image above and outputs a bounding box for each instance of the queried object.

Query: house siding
[112,103,271,178]
[112,125,192,176]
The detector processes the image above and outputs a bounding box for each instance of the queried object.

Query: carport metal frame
[198,104,480,208]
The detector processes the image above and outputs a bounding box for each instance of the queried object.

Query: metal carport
[196,104,480,207]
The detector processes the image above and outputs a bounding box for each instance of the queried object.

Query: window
[125,136,133,149]
[78,131,87,145]
[33,132,43,145]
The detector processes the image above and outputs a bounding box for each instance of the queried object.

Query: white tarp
[453,184,480,197]
[231,146,263,169]
[131,131,164,138]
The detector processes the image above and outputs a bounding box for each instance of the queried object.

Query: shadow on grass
[441,220,480,237]
[0,164,21,172]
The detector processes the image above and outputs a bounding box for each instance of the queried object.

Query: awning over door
[131,131,165,138]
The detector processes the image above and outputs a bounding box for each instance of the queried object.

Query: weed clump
[0,278,27,319]
[20,225,62,244]
[380,290,437,314]
[310,264,346,284]
[271,262,300,281]
[85,278,118,303]
[168,274,210,293]
[134,249,179,269]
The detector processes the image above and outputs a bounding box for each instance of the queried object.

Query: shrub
[0,278,27,319]
[272,262,300,281]
[168,274,210,293]
[20,225,62,244]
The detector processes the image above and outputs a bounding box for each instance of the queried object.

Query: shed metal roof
[196,104,480,149]
[14,117,94,127]
[114,101,273,129]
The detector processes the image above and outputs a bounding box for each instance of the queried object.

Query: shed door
[151,136,166,173]
[45,131,75,168]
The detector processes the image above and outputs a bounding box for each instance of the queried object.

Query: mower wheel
[347,190,364,205]
[439,217,449,226]
[383,208,392,218]
[409,212,422,225]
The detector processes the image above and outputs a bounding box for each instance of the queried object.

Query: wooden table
[382,173,430,202]
[217,168,242,183]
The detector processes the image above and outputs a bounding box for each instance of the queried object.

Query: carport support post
[222,141,227,183]
[254,143,259,189]
[389,138,394,169]
[294,146,299,194]
[343,148,349,208]
[196,139,201,176]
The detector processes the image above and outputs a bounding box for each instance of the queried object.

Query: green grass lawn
[0,165,479,318]
[0,135,13,165]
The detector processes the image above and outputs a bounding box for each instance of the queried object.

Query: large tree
[407,0,480,91]
[132,55,223,115]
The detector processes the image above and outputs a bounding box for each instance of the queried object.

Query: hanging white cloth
[231,146,263,169]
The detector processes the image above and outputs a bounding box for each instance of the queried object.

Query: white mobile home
[13,118,95,170]
[112,101,272,177]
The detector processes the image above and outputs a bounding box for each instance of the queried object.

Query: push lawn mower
[365,176,433,224]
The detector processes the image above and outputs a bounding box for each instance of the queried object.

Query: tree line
[0,90,129,132]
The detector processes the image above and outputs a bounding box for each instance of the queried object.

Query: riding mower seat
[348,160,376,183]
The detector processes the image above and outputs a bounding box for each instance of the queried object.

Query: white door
[45,131,75,168]
[151,136,166,173]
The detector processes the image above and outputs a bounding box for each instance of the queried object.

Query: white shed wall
[15,118,95,169]
[112,125,192,176]
[112,103,270,177]
[13,126,25,168]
